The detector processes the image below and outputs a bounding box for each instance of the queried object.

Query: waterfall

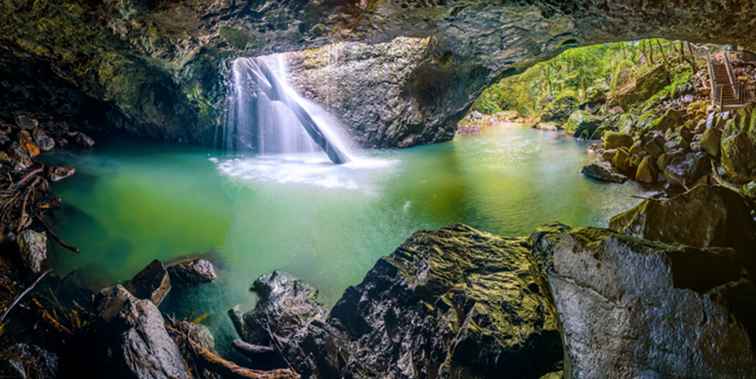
[222,55,353,164]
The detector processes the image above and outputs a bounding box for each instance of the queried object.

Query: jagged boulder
[721,108,756,184]
[609,185,756,273]
[17,229,47,273]
[329,224,563,378]
[167,258,217,287]
[0,343,58,379]
[530,225,756,378]
[126,259,171,306]
[231,271,345,377]
[93,285,191,379]
[634,155,657,184]
[564,110,603,139]
[602,131,633,149]
[660,151,709,187]
[700,126,722,157]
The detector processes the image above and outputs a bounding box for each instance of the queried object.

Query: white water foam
[213,154,397,191]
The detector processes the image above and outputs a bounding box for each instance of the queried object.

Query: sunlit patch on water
[212,153,397,191]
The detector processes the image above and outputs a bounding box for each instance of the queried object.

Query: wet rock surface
[167,258,217,287]
[16,229,47,273]
[234,225,564,378]
[610,185,756,262]
[330,224,563,378]
[581,160,628,183]
[0,343,58,379]
[530,224,756,378]
[93,285,191,379]
[287,38,443,148]
[4,1,756,147]
[231,271,344,377]
[125,259,171,306]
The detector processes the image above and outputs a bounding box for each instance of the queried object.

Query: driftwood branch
[233,339,276,356]
[189,340,299,379]
[35,214,80,254]
[0,268,52,323]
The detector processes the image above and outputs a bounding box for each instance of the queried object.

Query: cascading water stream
[222,55,354,164]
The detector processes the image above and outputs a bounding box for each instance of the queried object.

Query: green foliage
[473,39,693,117]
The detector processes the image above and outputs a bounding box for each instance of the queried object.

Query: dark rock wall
[3,1,756,146]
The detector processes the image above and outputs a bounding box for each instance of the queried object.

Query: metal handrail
[722,50,741,100]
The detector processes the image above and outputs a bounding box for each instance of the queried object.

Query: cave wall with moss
[1,0,756,146]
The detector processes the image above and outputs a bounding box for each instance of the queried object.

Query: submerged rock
[530,225,756,378]
[0,343,58,379]
[17,229,47,273]
[126,259,171,306]
[94,285,190,379]
[330,224,563,378]
[167,258,216,287]
[581,160,628,183]
[49,166,75,182]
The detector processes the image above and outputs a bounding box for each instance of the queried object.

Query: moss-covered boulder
[609,185,756,265]
[660,151,709,187]
[700,126,722,157]
[602,131,633,149]
[330,224,564,378]
[564,110,603,139]
[611,147,633,175]
[634,155,657,184]
[646,108,685,133]
[611,65,671,109]
[721,107,756,184]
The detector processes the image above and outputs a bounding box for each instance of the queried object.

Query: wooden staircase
[707,49,752,110]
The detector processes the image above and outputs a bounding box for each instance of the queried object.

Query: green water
[48,124,642,343]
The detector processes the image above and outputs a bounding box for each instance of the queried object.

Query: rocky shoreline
[1,107,755,378]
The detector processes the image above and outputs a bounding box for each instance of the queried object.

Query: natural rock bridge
[1,1,755,147]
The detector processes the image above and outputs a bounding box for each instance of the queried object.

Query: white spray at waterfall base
[216,54,396,190]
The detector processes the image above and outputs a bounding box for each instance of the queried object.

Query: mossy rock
[646,109,684,133]
[700,127,722,157]
[721,107,756,184]
[611,147,633,175]
[635,155,657,184]
[602,131,634,149]
[564,110,603,139]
